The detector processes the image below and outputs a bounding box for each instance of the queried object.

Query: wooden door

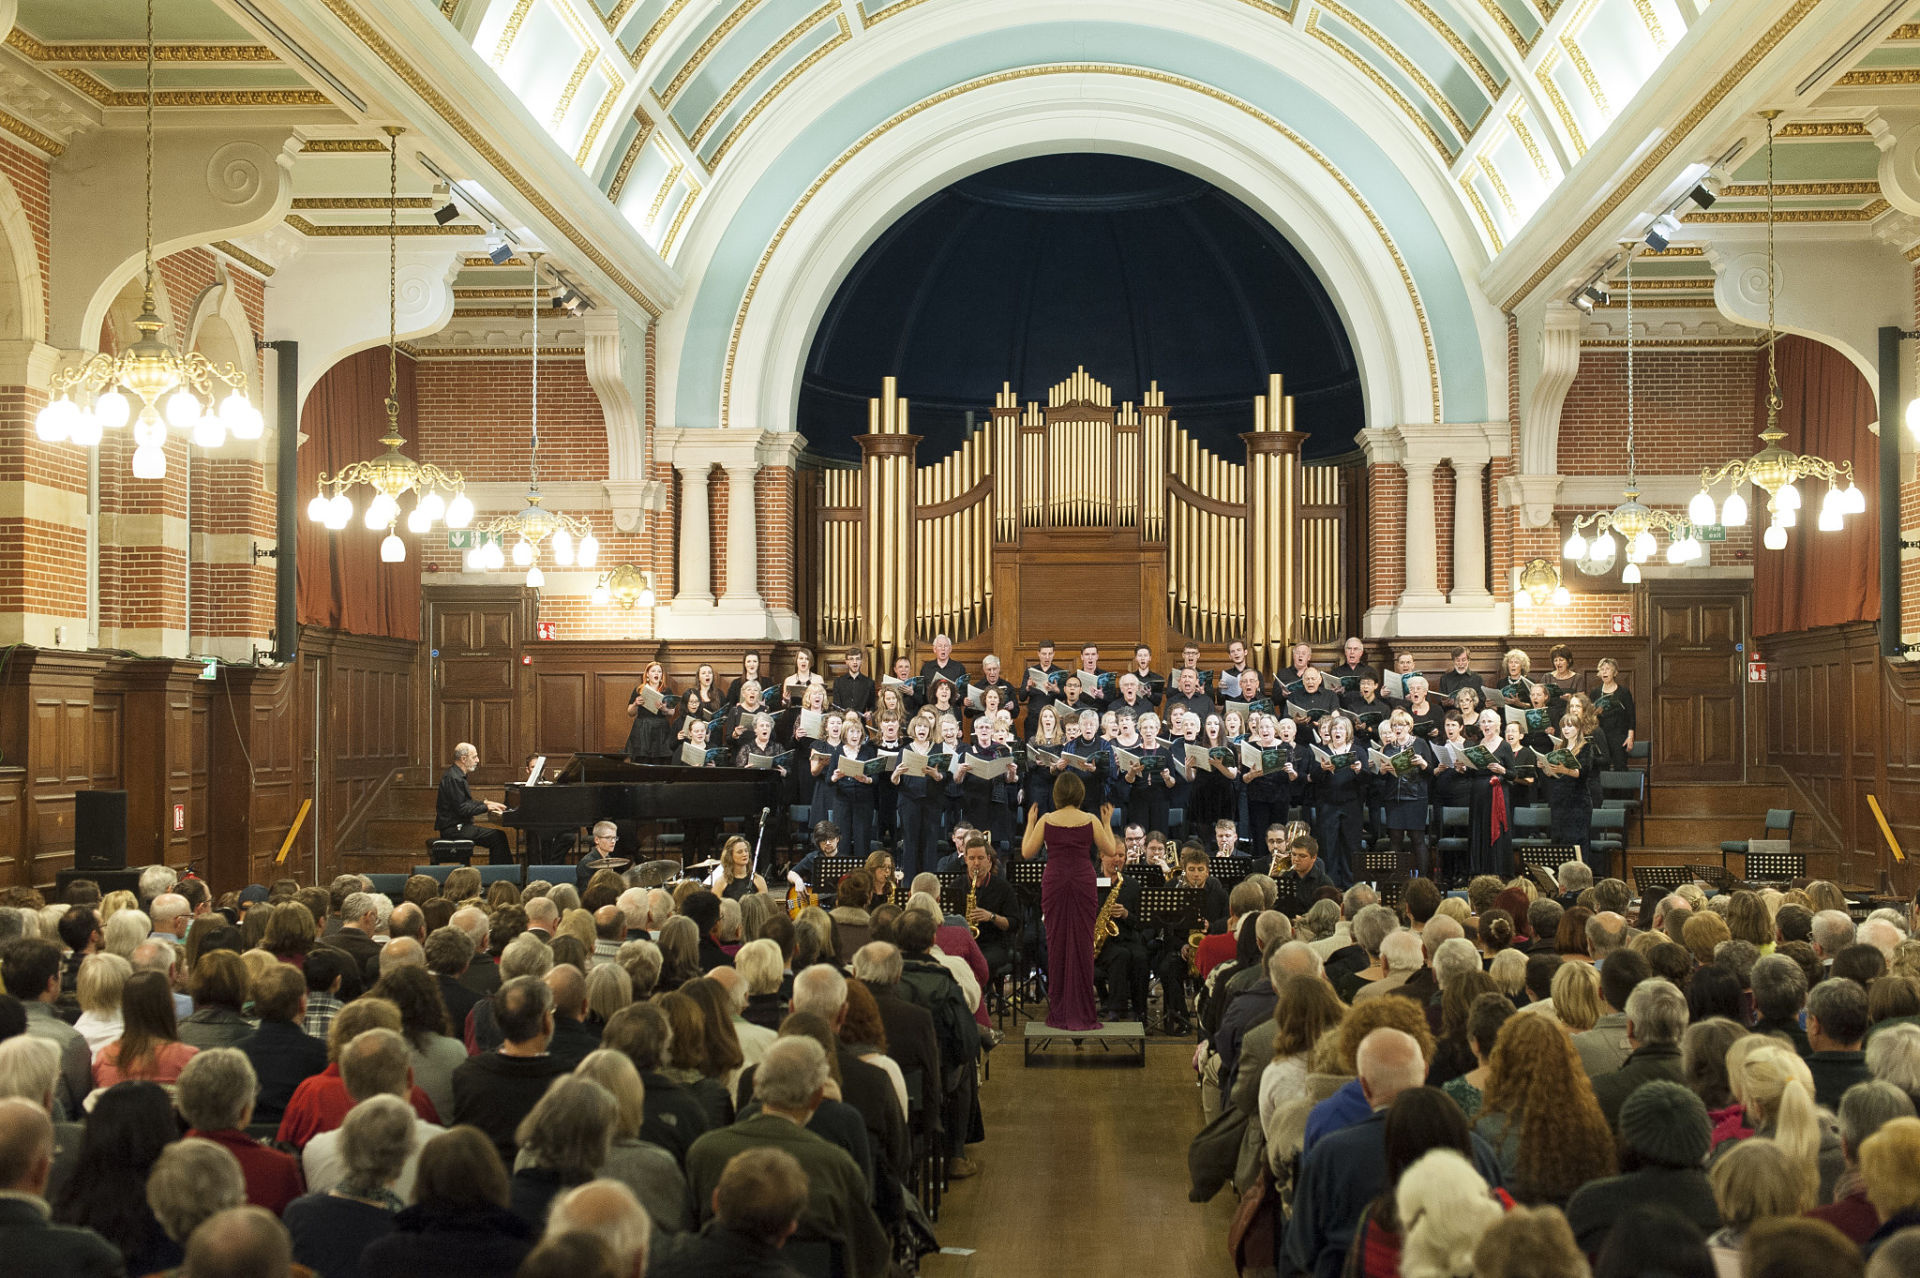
[1647,582,1749,782]
[425,586,533,785]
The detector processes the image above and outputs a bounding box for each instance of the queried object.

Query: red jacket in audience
[276,1063,441,1148]
[187,1127,306,1215]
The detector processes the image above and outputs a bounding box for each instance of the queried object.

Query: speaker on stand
[73,790,128,871]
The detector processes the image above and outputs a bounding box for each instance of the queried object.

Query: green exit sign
[1697,524,1727,542]
[447,530,501,551]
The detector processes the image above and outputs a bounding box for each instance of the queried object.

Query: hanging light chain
[385,125,401,435]
[530,252,540,490]
[1624,245,1635,481]
[143,0,154,306]
[1765,110,1779,414]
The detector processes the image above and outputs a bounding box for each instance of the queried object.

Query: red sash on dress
[1490,776,1509,842]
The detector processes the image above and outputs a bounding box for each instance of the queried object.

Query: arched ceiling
[448,0,1720,259]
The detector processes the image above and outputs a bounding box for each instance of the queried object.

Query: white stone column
[1402,460,1441,600]
[720,463,762,608]
[677,463,714,606]
[1451,455,1492,604]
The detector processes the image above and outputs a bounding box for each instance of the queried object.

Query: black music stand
[1518,844,1583,874]
[1633,865,1687,896]
[935,872,968,919]
[1127,862,1168,888]
[1744,845,1805,884]
[1687,864,1738,893]
[808,856,869,888]
[1209,857,1253,888]
[1007,860,1045,894]
[1376,877,1405,909]
[1138,885,1204,933]
[1361,850,1399,877]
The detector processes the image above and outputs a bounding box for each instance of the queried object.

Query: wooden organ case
[799,367,1361,670]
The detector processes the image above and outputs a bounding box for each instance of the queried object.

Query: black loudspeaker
[73,790,128,871]
[57,867,143,902]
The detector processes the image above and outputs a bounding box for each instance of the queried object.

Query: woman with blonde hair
[557,908,597,954]
[73,952,132,1055]
[1714,1039,1841,1202]
[1549,960,1601,1033]
[654,916,701,994]
[1707,1138,1810,1275]
[1860,1115,1920,1256]
[565,1050,692,1234]
[1488,948,1528,1002]
[263,900,318,969]
[1725,890,1775,953]
[707,835,769,900]
[583,962,632,1028]
[97,889,137,924]
[1473,1012,1615,1205]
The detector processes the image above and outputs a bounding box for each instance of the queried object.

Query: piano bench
[427,839,475,865]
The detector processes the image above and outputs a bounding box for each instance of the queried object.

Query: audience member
[359,1126,533,1278]
[235,962,327,1126]
[301,1027,443,1199]
[175,1048,304,1213]
[145,1137,247,1262]
[452,976,567,1165]
[283,1093,414,1276]
[0,1096,123,1276]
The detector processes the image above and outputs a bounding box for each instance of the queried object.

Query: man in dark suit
[791,964,907,1227]
[233,964,328,1127]
[320,892,382,987]
[830,646,875,714]
[851,942,941,1154]
[436,742,510,865]
[0,1098,123,1277]
[917,633,966,693]
[650,1147,812,1278]
[425,925,484,1033]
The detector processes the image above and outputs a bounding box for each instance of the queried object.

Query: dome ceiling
[797,153,1362,462]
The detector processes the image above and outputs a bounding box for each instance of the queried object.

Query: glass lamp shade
[1763,522,1787,550]
[445,493,474,528]
[1722,491,1748,527]
[35,397,76,442]
[132,414,167,449]
[1622,562,1641,584]
[325,493,353,530]
[68,410,104,447]
[191,416,225,449]
[639,586,656,607]
[1689,489,1717,524]
[1632,530,1656,562]
[552,528,574,566]
[525,565,545,589]
[131,444,166,479]
[307,494,331,523]
[1777,482,1800,511]
[1563,532,1588,560]
[1818,505,1843,532]
[379,533,405,563]
[417,490,446,522]
[1593,531,1616,561]
[406,505,432,535]
[591,583,611,606]
[163,387,202,429]
[1552,586,1571,606]
[220,391,261,439]
[95,389,131,430]
[512,538,534,567]
[1844,481,1866,514]
[483,541,505,572]
[578,534,599,568]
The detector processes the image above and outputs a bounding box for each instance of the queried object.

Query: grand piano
[502,753,783,864]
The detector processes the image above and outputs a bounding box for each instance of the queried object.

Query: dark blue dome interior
[798,152,1363,463]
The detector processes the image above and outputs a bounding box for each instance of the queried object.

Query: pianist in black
[436,742,510,864]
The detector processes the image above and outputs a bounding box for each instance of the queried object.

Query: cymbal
[685,858,721,870]
[631,860,684,887]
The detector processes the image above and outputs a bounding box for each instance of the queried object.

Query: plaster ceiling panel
[1733,140,1881,182]
[690,10,846,164]
[664,0,823,133]
[15,0,257,43]
[495,3,590,125]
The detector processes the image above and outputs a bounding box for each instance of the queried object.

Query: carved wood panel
[1647,584,1747,781]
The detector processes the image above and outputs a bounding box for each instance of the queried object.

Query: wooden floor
[921,1014,1240,1278]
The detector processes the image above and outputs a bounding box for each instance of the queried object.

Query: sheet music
[679,742,708,767]
[1219,670,1243,699]
[964,754,1014,781]
[795,709,824,738]
[834,753,870,780]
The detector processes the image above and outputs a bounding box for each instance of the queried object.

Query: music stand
[1139,885,1204,932]
[1375,876,1405,909]
[935,872,968,918]
[1209,857,1253,889]
[1744,841,1804,884]
[1518,844,1583,874]
[1127,862,1168,888]
[1008,860,1045,894]
[1361,850,1399,877]
[1687,864,1737,893]
[1633,865,1687,896]
[808,855,868,888]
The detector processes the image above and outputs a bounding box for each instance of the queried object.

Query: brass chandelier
[465,254,597,588]
[306,127,471,562]
[1562,243,1703,583]
[1688,111,1864,548]
[34,0,262,477]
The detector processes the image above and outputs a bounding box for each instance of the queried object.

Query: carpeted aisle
[918,1017,1240,1277]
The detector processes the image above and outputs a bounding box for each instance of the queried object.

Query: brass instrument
[966,873,980,937]
[1187,928,1206,978]
[1093,867,1125,957]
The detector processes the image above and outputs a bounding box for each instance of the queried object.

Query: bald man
[0,1097,123,1275]
[436,743,509,866]
[546,1179,652,1278]
[182,1205,292,1278]
[1283,1028,1504,1278]
[544,964,598,1068]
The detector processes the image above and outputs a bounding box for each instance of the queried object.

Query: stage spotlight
[433,202,459,225]
[1688,183,1716,210]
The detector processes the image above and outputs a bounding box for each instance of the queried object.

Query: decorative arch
[660,68,1508,444]
[0,156,46,345]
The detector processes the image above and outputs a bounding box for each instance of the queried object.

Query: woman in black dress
[1545,716,1599,876]
[1380,710,1436,878]
[680,663,721,743]
[1185,712,1237,834]
[1429,709,1472,881]
[1592,657,1636,774]
[624,662,676,763]
[1465,709,1514,880]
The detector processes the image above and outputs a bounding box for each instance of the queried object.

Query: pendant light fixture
[1689,111,1864,547]
[305,127,470,561]
[1562,243,1702,583]
[466,254,597,587]
[34,0,262,476]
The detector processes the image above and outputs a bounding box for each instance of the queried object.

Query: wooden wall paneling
[425,585,530,783]
[299,627,421,867]
[0,767,20,886]
[210,665,299,893]
[11,650,110,887]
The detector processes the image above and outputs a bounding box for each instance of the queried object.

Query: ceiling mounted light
[1688,183,1717,210]
[305,127,468,562]
[34,0,262,476]
[469,253,596,588]
[1644,213,1682,252]
[1691,112,1859,550]
[432,202,459,225]
[1566,243,1702,578]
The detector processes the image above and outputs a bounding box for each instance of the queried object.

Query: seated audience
[145,1137,248,1265]
[284,1094,415,1276]
[175,1048,304,1213]
[452,976,568,1166]
[0,1096,123,1276]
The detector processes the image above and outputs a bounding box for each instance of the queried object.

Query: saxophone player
[1153,843,1229,1037]
[961,833,1019,986]
[1092,838,1148,1022]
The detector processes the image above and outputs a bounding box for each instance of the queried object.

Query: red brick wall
[1434,460,1454,598]
[709,465,728,598]
[1367,462,1405,611]
[757,464,794,610]
[1559,348,1760,475]
[1906,264,1920,640]
[0,137,50,338]
[414,356,605,482]
[647,324,676,601]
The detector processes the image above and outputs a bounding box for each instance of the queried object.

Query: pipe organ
[802,367,1357,668]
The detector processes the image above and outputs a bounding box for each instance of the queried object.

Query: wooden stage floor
[920,1013,1240,1277]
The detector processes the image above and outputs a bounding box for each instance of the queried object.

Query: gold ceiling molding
[633,0,700,68]
[1561,34,1609,118]
[1476,0,1533,54]
[1480,157,1516,217]
[1836,68,1920,85]
[1404,0,1503,96]
[723,62,1442,429]
[646,152,686,226]
[1581,337,1764,348]
[1595,295,1718,307]
[1509,109,1549,180]
[456,287,553,298]
[1777,120,1870,137]
[210,240,276,277]
[1305,9,1457,160]
[706,13,851,168]
[1685,198,1891,222]
[51,68,330,107]
[1621,277,1714,289]
[691,0,839,150]
[662,175,701,256]
[449,305,539,317]
[1644,245,1704,256]
[300,138,390,152]
[1628,0,1668,51]
[605,109,656,203]
[1717,180,1881,197]
[862,0,939,24]
[493,0,540,65]
[463,254,530,267]
[553,50,599,127]
[4,30,277,62]
[291,196,438,209]
[442,0,462,17]
[0,108,65,156]
[1460,175,1504,251]
[320,0,663,318]
[1501,0,1821,313]
[407,345,586,359]
[1535,54,1586,155]
[661,0,767,106]
[285,215,475,236]
[1318,0,1476,140]
[1892,22,1920,38]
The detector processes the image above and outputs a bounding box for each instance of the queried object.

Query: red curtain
[1752,334,1879,636]
[296,348,423,640]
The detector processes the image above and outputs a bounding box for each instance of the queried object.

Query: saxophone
[966,873,980,938]
[1093,867,1125,957]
